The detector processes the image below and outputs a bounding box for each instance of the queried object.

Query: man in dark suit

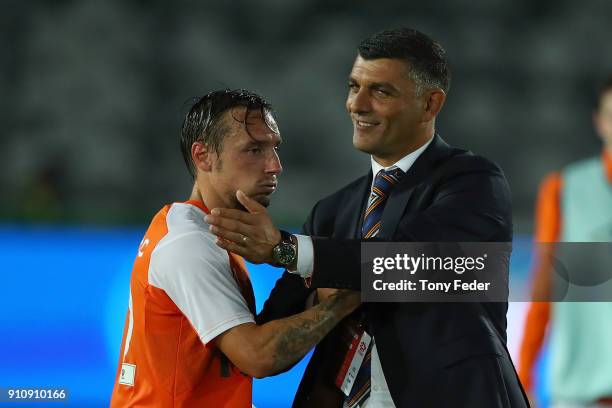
[206,28,529,408]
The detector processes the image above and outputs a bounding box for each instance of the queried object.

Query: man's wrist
[287,234,298,271]
[291,235,314,279]
[271,230,298,268]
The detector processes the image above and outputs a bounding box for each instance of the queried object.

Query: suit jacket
[257,135,529,408]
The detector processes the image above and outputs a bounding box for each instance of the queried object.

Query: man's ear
[191,141,213,173]
[422,89,446,123]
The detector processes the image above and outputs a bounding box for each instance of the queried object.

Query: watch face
[274,242,296,266]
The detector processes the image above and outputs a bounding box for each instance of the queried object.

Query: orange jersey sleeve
[517,172,562,392]
[604,150,612,184]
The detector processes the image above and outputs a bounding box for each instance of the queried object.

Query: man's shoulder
[442,148,502,172]
[425,134,502,174]
[315,174,369,209]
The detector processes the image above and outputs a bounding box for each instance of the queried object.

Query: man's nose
[347,88,371,114]
[265,149,282,175]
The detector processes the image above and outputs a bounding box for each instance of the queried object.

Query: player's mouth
[259,182,277,194]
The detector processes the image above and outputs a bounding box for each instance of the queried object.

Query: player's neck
[190,180,230,212]
[188,184,206,206]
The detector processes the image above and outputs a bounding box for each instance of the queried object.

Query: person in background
[518,75,612,408]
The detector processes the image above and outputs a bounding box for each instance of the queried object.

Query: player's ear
[192,142,213,172]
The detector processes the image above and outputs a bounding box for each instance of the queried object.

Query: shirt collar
[184,199,210,214]
[370,136,434,177]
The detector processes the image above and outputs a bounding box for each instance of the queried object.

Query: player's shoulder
[153,202,229,265]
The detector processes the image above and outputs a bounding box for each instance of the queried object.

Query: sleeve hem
[294,234,314,278]
[199,314,255,344]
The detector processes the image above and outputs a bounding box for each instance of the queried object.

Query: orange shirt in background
[518,151,612,392]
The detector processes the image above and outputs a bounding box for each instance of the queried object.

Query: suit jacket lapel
[333,171,372,239]
[379,134,455,239]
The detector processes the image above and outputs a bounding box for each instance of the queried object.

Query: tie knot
[362,168,404,239]
[373,168,405,195]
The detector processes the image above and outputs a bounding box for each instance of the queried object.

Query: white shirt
[293,136,434,407]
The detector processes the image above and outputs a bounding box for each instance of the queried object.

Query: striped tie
[362,168,405,239]
[345,168,405,408]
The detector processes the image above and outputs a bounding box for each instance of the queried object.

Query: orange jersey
[518,151,612,391]
[110,200,256,407]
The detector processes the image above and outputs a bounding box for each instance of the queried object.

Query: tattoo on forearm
[270,292,350,372]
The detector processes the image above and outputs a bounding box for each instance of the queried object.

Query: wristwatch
[271,230,297,267]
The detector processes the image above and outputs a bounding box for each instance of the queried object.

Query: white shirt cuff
[290,234,313,278]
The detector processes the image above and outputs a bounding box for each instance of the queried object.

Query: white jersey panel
[149,203,255,344]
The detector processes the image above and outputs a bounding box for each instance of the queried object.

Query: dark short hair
[597,74,612,109]
[358,28,451,94]
[180,89,275,178]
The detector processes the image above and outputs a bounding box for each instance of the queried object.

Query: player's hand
[206,190,281,264]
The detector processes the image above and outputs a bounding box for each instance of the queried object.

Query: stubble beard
[229,192,270,211]
[217,160,272,210]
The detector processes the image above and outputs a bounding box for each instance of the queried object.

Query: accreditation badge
[334,325,372,396]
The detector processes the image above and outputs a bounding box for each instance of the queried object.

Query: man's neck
[373,130,434,167]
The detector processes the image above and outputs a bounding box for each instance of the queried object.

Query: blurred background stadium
[1,0,611,406]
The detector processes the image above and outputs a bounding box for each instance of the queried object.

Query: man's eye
[375,89,389,96]
[249,148,262,155]
[348,83,359,92]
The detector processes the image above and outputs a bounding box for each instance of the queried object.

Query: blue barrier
[0,225,537,407]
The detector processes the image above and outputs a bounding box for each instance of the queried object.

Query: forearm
[254,290,357,377]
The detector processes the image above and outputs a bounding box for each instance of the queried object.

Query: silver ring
[242,235,248,243]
